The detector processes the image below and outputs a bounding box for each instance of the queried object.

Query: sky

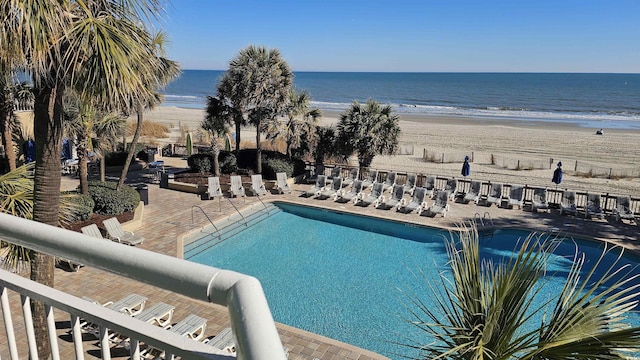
[161,0,640,73]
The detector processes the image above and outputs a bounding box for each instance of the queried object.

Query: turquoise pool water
[187,202,640,359]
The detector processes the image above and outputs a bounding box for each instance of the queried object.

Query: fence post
[441,153,444,164]
[574,160,578,172]
[471,151,474,162]
[549,158,553,169]
[517,160,520,170]
[609,168,612,179]
[423,148,426,160]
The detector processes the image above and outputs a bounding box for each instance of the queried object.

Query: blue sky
[162,0,639,73]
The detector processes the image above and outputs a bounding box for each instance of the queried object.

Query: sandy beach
[138,106,640,196]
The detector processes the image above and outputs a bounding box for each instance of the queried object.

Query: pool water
[187,202,640,359]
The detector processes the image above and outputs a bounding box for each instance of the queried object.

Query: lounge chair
[422,176,436,198]
[443,178,458,200]
[304,175,327,197]
[81,223,104,239]
[250,174,268,196]
[463,180,481,204]
[204,176,224,200]
[203,327,236,354]
[397,187,428,214]
[306,163,325,184]
[559,191,578,216]
[229,175,246,197]
[613,196,636,223]
[381,172,397,192]
[166,314,207,341]
[403,173,417,195]
[103,217,145,246]
[506,185,524,209]
[335,179,363,203]
[585,193,604,219]
[80,294,148,336]
[274,172,292,194]
[422,190,450,217]
[326,166,342,184]
[361,169,378,189]
[376,184,404,209]
[485,183,503,207]
[341,168,359,187]
[355,183,384,207]
[134,302,175,328]
[316,177,342,199]
[532,187,549,213]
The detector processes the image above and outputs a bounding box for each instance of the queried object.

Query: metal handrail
[483,212,494,227]
[255,194,269,213]
[226,198,248,227]
[192,205,221,241]
[474,212,484,227]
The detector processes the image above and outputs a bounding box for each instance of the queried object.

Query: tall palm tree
[0,78,33,172]
[221,45,293,173]
[1,1,172,356]
[406,223,640,359]
[336,99,401,175]
[218,71,247,153]
[203,96,234,176]
[281,89,321,158]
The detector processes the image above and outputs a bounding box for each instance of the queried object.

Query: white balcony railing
[0,212,287,360]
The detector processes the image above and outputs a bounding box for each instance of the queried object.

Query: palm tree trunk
[31,83,64,359]
[256,119,262,174]
[79,152,89,195]
[1,105,16,172]
[235,120,241,152]
[118,103,143,190]
[99,152,106,182]
[212,137,220,176]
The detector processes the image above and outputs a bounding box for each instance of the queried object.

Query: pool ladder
[474,212,494,240]
[191,205,222,241]
[226,198,248,227]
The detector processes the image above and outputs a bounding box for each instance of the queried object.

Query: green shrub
[261,157,293,180]
[88,181,140,215]
[235,149,304,177]
[219,151,237,174]
[63,192,94,221]
[104,152,129,166]
[137,149,149,162]
[187,154,213,173]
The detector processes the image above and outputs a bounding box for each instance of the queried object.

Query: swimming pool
[186,202,640,359]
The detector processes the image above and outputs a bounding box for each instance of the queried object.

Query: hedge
[88,181,140,215]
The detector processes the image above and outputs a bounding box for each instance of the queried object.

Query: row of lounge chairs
[78,293,236,357]
[81,219,145,246]
[204,173,293,199]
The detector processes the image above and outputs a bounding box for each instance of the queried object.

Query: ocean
[161,70,640,129]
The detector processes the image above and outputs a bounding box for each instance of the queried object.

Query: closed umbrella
[552,162,563,188]
[461,155,470,177]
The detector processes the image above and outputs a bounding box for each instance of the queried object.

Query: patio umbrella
[552,162,563,188]
[23,140,35,163]
[461,155,470,177]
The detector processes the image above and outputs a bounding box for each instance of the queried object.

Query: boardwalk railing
[0,213,286,360]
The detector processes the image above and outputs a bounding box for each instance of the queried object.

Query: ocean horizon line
[179,69,640,75]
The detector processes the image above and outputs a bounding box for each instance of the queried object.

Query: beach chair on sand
[381,172,397,192]
[403,173,417,195]
[443,178,458,200]
[355,183,384,207]
[206,176,223,199]
[361,169,378,189]
[422,176,436,199]
[305,175,327,197]
[585,193,604,219]
[485,183,503,207]
[342,168,359,188]
[250,174,268,196]
[559,191,578,216]
[376,184,404,209]
[422,190,450,217]
[463,180,481,204]
[613,196,636,224]
[274,172,292,194]
[532,187,549,213]
[229,175,246,197]
[335,180,363,203]
[397,187,428,214]
[506,185,524,209]
[103,218,145,246]
[316,177,342,199]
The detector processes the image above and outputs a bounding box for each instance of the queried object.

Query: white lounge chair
[305,175,327,197]
[326,166,342,184]
[355,183,384,207]
[274,172,292,194]
[422,176,436,198]
[206,176,223,199]
[306,163,325,184]
[381,172,397,192]
[377,184,405,209]
[250,174,268,196]
[341,168,359,187]
[532,187,549,213]
[361,169,378,189]
[422,190,450,217]
[229,175,246,197]
[559,191,578,216]
[134,302,175,328]
[485,183,503,207]
[397,187,428,214]
[403,173,417,195]
[463,180,481,204]
[443,178,458,200]
[203,327,236,354]
[316,177,342,199]
[335,179,363,203]
[103,218,145,246]
[613,196,636,223]
[80,294,148,336]
[81,224,104,239]
[585,193,604,219]
[506,185,524,209]
[166,314,207,341]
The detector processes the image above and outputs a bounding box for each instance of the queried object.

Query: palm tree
[217,71,247,153]
[406,223,640,359]
[203,96,234,176]
[0,79,33,172]
[280,89,321,158]
[335,99,400,175]
[1,1,173,355]
[221,45,293,173]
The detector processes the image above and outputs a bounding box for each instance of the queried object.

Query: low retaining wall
[121,201,144,232]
